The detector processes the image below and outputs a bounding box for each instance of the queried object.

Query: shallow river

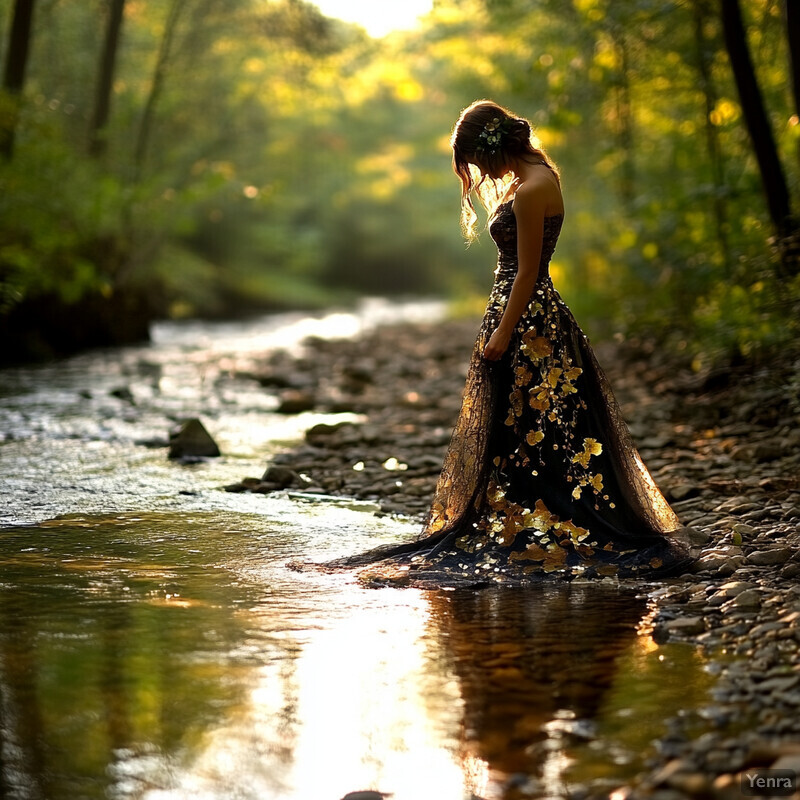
[0,300,713,800]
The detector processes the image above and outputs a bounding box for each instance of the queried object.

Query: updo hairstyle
[451,100,559,239]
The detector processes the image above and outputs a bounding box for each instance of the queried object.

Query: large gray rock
[168,418,221,459]
[748,548,792,566]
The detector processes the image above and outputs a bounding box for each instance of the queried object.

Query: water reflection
[427,586,647,797]
[0,515,709,800]
[0,517,250,800]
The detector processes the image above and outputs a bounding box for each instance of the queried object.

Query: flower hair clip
[476,117,510,156]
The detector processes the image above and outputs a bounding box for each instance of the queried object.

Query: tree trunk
[0,0,36,159]
[88,0,126,158]
[720,0,793,239]
[693,0,731,273]
[133,0,187,182]
[785,0,800,167]
[609,24,635,213]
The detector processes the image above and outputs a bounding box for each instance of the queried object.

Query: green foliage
[0,0,797,361]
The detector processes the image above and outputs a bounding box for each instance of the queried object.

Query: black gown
[323,200,693,587]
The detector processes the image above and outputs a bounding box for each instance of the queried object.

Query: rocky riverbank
[227,316,800,798]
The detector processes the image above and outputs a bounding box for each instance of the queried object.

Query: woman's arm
[482,183,547,361]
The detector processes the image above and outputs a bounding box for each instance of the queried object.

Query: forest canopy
[0,0,798,363]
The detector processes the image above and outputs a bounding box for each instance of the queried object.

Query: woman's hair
[451,99,559,240]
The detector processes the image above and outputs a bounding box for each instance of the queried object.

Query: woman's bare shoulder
[515,167,563,215]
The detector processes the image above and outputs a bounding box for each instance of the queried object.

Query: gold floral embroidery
[514,365,533,386]
[572,437,603,468]
[528,385,551,411]
[521,332,552,360]
[526,430,544,446]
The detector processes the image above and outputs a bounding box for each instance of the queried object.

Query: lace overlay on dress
[323,200,692,586]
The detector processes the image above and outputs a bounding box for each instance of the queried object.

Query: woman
[323,100,693,587]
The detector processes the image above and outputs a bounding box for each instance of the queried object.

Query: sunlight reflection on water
[150,297,447,355]
[0,512,713,800]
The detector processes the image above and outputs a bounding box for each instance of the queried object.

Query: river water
[0,300,713,800]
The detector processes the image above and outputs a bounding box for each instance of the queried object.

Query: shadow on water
[0,512,713,800]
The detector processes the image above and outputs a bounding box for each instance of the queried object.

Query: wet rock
[168,418,220,459]
[693,550,745,574]
[262,465,306,488]
[276,389,316,414]
[305,422,360,448]
[781,563,800,579]
[748,548,792,566]
[663,616,705,635]
[688,527,712,546]
[720,589,761,611]
[707,582,756,606]
[110,385,135,404]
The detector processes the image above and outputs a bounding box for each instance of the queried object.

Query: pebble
[732,522,758,536]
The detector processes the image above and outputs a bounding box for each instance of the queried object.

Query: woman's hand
[483,327,511,361]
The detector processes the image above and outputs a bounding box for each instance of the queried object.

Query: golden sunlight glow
[140,586,472,799]
[313,0,434,37]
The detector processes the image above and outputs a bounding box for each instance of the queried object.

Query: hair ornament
[475,116,512,156]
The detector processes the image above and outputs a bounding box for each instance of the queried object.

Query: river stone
[770,754,800,773]
[110,385,135,403]
[748,548,792,566]
[753,442,784,462]
[707,581,757,606]
[693,552,746,574]
[305,421,347,446]
[688,527,712,546]
[650,758,690,786]
[262,465,302,488]
[663,616,705,635]
[168,419,220,459]
[732,522,758,536]
[721,589,761,611]
[276,390,316,414]
[750,621,787,636]
[756,675,799,692]
[668,483,700,501]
